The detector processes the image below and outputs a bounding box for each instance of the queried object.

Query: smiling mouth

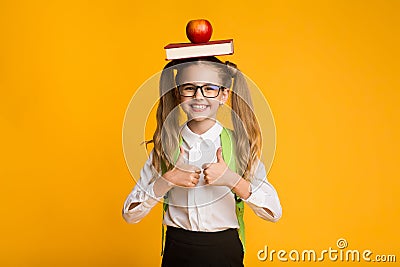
[190,104,210,112]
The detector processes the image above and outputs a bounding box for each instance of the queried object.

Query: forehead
[176,64,224,86]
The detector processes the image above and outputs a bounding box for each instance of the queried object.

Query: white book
[164,39,234,60]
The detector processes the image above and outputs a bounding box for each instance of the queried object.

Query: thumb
[216,147,224,163]
[175,146,185,165]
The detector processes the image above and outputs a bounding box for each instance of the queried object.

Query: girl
[122,56,282,266]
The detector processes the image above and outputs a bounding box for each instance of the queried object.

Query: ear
[220,89,230,104]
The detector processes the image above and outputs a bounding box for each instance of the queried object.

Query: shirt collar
[180,121,223,149]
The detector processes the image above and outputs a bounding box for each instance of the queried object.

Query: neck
[187,118,217,135]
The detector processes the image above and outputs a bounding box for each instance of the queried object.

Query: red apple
[186,19,213,44]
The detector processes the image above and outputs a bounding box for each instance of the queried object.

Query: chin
[190,116,209,122]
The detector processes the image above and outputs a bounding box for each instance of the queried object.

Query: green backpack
[160,127,245,255]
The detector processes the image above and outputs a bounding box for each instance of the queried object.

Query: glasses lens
[179,84,197,96]
[202,85,220,97]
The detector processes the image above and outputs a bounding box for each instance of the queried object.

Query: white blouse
[122,121,282,231]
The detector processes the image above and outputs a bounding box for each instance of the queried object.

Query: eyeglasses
[177,83,225,98]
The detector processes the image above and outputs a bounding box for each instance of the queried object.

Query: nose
[193,87,205,99]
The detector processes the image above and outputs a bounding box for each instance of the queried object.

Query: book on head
[164,39,234,60]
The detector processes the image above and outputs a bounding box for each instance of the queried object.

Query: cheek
[208,99,221,110]
[179,96,191,108]
[179,96,187,103]
[179,97,191,112]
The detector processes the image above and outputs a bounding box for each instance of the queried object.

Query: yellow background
[1,0,399,266]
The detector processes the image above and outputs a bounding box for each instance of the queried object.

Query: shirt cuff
[124,180,163,214]
[243,183,262,204]
[243,183,282,222]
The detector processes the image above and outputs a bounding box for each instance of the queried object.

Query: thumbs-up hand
[162,146,201,188]
[202,147,241,188]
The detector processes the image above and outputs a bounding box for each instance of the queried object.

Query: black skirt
[161,226,244,267]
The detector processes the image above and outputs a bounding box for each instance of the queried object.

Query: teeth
[192,105,207,109]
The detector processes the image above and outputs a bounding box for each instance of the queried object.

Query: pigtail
[148,60,181,184]
[226,61,262,182]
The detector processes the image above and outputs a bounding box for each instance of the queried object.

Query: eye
[181,85,196,91]
[203,85,220,91]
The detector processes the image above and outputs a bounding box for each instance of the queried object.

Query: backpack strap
[220,127,246,253]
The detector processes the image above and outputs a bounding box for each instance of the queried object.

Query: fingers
[203,174,212,185]
[191,170,200,179]
[202,167,213,185]
[186,174,200,187]
[191,173,200,183]
[202,163,211,169]
[193,166,201,174]
[183,165,201,174]
[203,175,209,185]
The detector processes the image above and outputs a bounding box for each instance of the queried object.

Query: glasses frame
[177,83,225,98]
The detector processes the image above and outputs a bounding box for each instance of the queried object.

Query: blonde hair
[146,57,262,183]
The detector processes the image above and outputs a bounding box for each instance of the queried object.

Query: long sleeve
[243,160,282,222]
[122,150,163,224]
